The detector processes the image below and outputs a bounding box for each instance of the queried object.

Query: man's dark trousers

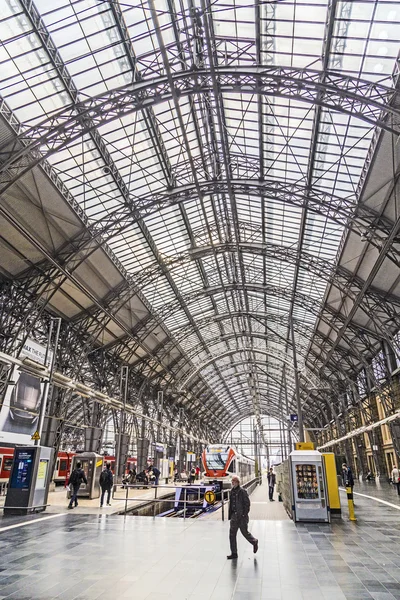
[100,487,111,506]
[269,486,274,500]
[69,485,80,508]
[229,514,257,555]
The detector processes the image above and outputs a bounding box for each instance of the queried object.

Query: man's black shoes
[227,554,238,560]
[253,540,258,554]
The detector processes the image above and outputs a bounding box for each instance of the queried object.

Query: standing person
[195,466,200,480]
[391,465,400,495]
[67,462,87,510]
[227,476,258,559]
[267,467,276,501]
[342,463,354,495]
[189,466,196,485]
[151,465,161,486]
[100,463,114,507]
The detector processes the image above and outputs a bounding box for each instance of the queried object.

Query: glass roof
[0,0,399,427]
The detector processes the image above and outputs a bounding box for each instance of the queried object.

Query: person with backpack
[68,462,87,509]
[189,466,196,485]
[100,463,114,507]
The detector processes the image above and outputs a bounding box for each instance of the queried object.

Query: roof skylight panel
[146,211,189,256]
[169,266,204,297]
[0,26,69,122]
[109,225,155,266]
[141,275,176,308]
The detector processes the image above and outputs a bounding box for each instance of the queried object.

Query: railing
[113,476,261,519]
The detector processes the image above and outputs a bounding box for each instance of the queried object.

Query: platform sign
[290,414,298,422]
[204,490,216,504]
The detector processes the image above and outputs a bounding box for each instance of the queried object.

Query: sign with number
[290,414,298,422]
[204,490,216,504]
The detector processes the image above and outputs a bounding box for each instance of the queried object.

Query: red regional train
[0,447,137,485]
[0,447,14,483]
[202,444,255,489]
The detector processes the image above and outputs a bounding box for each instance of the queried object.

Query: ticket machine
[4,445,53,515]
[289,450,330,523]
[69,452,103,499]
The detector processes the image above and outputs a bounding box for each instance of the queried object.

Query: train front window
[206,452,228,469]
[4,459,13,471]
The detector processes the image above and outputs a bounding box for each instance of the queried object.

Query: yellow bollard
[346,486,357,521]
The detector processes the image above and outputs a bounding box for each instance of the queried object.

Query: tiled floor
[1,485,400,600]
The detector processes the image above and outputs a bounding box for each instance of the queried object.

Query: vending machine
[289,450,330,523]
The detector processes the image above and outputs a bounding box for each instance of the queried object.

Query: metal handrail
[113,476,260,519]
[113,482,226,518]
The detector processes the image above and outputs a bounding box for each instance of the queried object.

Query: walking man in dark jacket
[267,467,276,501]
[227,476,258,559]
[100,463,114,507]
[68,462,87,509]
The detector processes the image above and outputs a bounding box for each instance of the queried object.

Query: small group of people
[67,461,114,509]
[135,465,161,486]
[173,465,201,483]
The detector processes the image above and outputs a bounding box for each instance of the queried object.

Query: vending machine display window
[295,464,319,500]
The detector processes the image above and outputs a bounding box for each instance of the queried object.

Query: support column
[84,426,102,452]
[290,314,304,442]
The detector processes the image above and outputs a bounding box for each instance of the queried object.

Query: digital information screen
[10,448,35,489]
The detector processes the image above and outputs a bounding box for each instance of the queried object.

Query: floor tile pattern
[1,486,400,599]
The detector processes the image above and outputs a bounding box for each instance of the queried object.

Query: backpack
[100,469,112,486]
[69,468,81,486]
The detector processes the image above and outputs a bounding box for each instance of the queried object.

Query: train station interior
[1,0,400,599]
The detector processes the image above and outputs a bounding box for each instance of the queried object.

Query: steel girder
[3,164,397,356]
[134,241,400,338]
[319,178,400,372]
[173,331,352,411]
[15,0,222,409]
[156,311,361,375]
[175,346,323,427]
[1,66,400,194]
[183,358,331,425]
[112,278,394,381]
